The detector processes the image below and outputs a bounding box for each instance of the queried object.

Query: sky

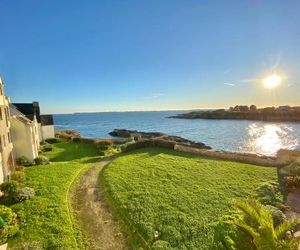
[0,0,300,114]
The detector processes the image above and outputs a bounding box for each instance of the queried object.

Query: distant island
[170,105,300,122]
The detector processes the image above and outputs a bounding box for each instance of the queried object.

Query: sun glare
[263,74,282,89]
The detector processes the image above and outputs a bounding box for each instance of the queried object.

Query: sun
[263,74,282,89]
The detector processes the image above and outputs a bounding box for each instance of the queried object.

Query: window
[8,132,11,143]
[0,107,2,121]
[4,107,9,126]
[0,136,2,151]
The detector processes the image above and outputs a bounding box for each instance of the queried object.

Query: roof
[13,102,41,122]
[40,115,54,126]
[9,104,33,124]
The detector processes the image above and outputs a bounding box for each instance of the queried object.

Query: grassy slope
[102,147,279,249]
[9,142,100,249]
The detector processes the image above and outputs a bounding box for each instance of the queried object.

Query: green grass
[102,147,279,249]
[43,141,100,162]
[8,141,99,249]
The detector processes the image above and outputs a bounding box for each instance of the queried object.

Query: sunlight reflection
[245,123,299,156]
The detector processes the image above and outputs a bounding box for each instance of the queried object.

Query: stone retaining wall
[174,145,279,167]
[276,149,300,166]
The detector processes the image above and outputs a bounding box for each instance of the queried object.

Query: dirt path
[70,160,129,250]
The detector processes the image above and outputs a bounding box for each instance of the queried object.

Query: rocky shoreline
[109,129,212,149]
[170,105,300,122]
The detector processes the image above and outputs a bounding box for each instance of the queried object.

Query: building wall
[0,80,14,184]
[10,118,39,162]
[0,154,4,184]
[42,125,55,140]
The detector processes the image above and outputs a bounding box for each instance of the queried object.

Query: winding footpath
[70,159,129,250]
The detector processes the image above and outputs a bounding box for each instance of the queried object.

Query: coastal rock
[109,129,212,150]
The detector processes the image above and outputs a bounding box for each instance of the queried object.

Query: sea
[54,111,300,156]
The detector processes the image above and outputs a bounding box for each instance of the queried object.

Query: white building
[9,104,40,162]
[13,102,55,141]
[0,77,14,184]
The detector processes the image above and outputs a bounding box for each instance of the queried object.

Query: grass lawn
[8,141,100,249]
[102,147,279,249]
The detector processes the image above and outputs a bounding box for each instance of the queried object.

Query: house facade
[9,104,40,162]
[13,102,55,141]
[0,77,14,184]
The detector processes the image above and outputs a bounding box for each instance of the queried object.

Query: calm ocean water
[54,111,300,156]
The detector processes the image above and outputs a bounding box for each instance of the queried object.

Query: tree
[250,105,257,112]
[215,199,299,250]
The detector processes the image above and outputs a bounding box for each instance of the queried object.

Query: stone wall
[174,145,279,167]
[276,149,300,166]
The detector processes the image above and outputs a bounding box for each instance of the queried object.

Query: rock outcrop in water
[170,105,300,122]
[109,129,212,149]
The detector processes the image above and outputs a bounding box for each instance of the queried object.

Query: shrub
[280,160,300,176]
[72,137,81,142]
[13,241,43,250]
[45,138,59,144]
[15,165,25,172]
[72,137,95,144]
[42,144,53,152]
[256,181,283,207]
[152,240,172,250]
[284,176,297,188]
[0,205,19,244]
[34,156,50,165]
[0,181,19,197]
[16,156,31,167]
[294,176,300,187]
[98,151,105,156]
[16,187,35,202]
[265,205,286,226]
[10,172,25,185]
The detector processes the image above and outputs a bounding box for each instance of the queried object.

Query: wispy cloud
[238,78,259,83]
[146,93,166,99]
[223,82,235,86]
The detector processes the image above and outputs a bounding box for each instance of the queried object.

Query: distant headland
[170,105,300,122]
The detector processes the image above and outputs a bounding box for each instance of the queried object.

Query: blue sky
[0,0,299,114]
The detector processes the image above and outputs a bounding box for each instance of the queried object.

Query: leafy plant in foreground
[0,205,19,244]
[215,199,298,250]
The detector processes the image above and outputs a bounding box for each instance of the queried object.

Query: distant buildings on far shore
[0,76,55,184]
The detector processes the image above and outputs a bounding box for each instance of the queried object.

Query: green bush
[0,181,19,197]
[34,156,50,165]
[72,137,94,144]
[294,176,300,187]
[16,156,31,167]
[255,181,283,207]
[13,241,43,250]
[42,144,53,152]
[45,138,59,144]
[280,160,300,176]
[10,172,26,185]
[152,240,172,250]
[0,205,19,244]
[72,137,81,143]
[98,151,105,156]
[16,187,35,202]
[265,205,286,226]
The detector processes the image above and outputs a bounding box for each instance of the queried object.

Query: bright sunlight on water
[243,123,299,156]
